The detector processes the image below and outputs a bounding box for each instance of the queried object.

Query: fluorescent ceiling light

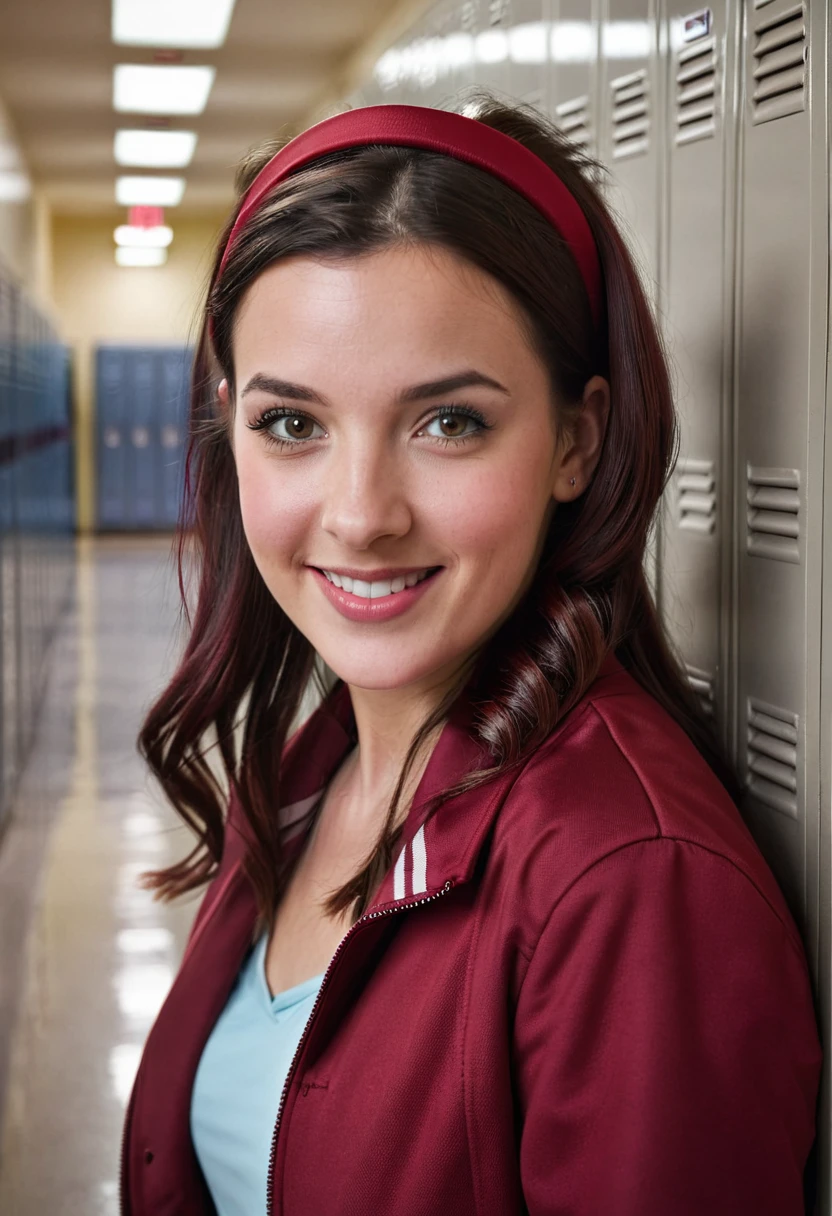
[115,130,197,168]
[114,225,174,248]
[115,246,168,267]
[116,176,185,206]
[113,65,216,115]
[112,0,237,49]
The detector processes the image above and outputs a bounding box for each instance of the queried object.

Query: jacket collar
[273,651,625,913]
[268,672,496,904]
[181,667,503,980]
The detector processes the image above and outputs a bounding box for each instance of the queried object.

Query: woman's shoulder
[494,660,799,950]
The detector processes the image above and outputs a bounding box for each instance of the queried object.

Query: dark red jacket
[121,656,821,1215]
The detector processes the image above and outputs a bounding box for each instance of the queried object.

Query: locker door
[96,347,128,529]
[550,0,599,151]
[449,0,478,98]
[734,0,821,950]
[659,0,737,738]
[509,0,550,113]
[158,348,190,528]
[598,0,662,591]
[128,349,158,528]
[597,0,660,283]
[414,1,455,108]
[473,0,513,99]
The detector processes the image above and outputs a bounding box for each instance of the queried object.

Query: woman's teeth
[321,568,435,598]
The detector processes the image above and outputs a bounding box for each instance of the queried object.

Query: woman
[121,96,821,1215]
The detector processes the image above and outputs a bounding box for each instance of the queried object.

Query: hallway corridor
[0,537,198,1215]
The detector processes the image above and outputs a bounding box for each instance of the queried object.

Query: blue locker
[129,352,157,528]
[159,348,189,527]
[95,345,191,531]
[0,267,72,831]
[96,348,128,529]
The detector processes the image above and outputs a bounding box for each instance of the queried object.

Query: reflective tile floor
[0,536,199,1215]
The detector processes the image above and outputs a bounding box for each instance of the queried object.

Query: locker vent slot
[555,95,592,152]
[676,457,716,534]
[686,664,715,717]
[746,465,800,563]
[675,37,717,145]
[610,69,649,159]
[751,2,807,125]
[746,697,798,818]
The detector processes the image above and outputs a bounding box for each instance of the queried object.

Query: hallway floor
[0,536,199,1215]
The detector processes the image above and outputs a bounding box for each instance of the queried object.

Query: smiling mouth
[315,566,443,597]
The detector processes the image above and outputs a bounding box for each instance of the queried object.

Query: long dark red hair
[139,93,739,930]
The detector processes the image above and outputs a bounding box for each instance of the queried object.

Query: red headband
[215,103,602,331]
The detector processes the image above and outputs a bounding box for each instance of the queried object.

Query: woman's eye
[420,411,483,443]
[248,404,489,449]
[265,413,323,443]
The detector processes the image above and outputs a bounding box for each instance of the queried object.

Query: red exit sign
[128,206,165,228]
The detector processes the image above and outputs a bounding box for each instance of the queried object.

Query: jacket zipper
[265,878,455,1216]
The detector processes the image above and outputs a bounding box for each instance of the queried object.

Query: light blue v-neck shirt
[190,933,325,1216]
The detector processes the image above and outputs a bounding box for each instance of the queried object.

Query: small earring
[570,477,577,486]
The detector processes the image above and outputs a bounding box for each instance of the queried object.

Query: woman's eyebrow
[240,369,510,405]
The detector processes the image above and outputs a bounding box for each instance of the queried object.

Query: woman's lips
[310,565,443,622]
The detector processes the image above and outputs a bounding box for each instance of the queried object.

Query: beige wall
[0,92,54,317]
[51,213,226,532]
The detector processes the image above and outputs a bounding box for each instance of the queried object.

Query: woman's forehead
[232,248,536,375]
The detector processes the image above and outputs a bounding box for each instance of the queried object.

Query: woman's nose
[318,447,413,549]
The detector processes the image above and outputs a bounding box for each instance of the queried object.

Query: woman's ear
[552,374,610,502]
[217,377,231,417]
[217,378,236,455]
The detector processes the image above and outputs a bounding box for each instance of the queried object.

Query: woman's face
[228,244,586,697]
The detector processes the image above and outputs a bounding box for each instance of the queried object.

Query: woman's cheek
[236,449,300,561]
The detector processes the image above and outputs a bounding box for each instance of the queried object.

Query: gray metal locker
[597,0,662,593]
[658,0,737,740]
[597,0,660,284]
[732,3,829,1204]
[450,0,479,98]
[549,0,599,154]
[733,0,819,941]
[473,0,513,100]
[508,0,550,114]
